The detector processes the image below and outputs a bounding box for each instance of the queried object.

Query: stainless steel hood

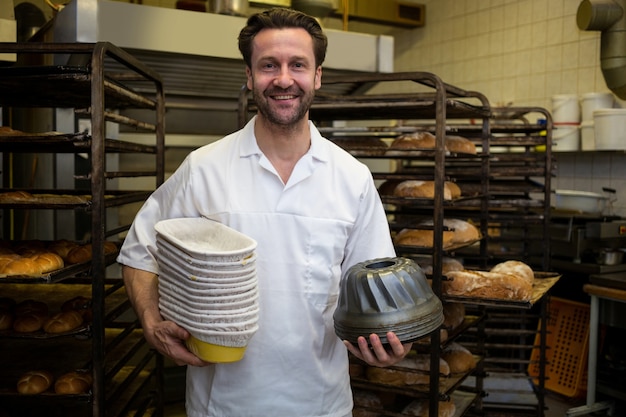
[50,0,394,134]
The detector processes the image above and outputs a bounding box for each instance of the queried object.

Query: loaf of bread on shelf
[65,241,118,265]
[394,219,479,249]
[0,190,35,202]
[16,370,54,395]
[446,135,476,154]
[48,239,80,260]
[415,328,448,346]
[490,260,534,285]
[366,353,450,386]
[352,389,383,409]
[393,180,462,200]
[14,299,48,316]
[443,269,533,300]
[13,312,48,333]
[387,131,436,153]
[43,310,84,334]
[394,228,455,249]
[54,370,93,394]
[402,399,456,417]
[0,252,64,276]
[332,137,389,154]
[441,342,476,373]
[61,296,92,321]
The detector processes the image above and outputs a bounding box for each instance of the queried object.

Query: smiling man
[118,7,411,417]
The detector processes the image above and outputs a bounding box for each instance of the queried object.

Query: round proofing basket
[154,218,257,262]
[157,238,257,271]
[157,255,257,286]
[158,277,259,304]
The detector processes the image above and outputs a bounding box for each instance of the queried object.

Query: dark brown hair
[238,8,328,68]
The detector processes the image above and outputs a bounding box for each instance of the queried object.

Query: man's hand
[343,332,412,367]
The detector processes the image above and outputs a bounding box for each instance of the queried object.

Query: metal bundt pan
[333,257,444,344]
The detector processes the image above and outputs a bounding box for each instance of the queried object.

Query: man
[118,7,412,417]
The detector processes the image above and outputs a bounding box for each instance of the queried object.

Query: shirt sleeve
[341,170,396,277]
[116,156,199,274]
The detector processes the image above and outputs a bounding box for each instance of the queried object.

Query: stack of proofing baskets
[154,218,259,363]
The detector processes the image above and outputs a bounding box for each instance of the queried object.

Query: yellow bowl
[186,335,247,363]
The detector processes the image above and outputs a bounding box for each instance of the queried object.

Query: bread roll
[446,135,476,154]
[443,269,533,300]
[61,296,92,321]
[441,342,476,374]
[17,370,54,395]
[65,245,92,264]
[1,257,40,276]
[54,370,93,394]
[377,179,402,196]
[43,310,84,334]
[393,180,453,200]
[402,399,456,417]
[13,312,47,333]
[490,260,534,285]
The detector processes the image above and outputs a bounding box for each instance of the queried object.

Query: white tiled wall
[376,0,626,217]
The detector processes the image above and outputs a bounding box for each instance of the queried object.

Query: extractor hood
[51,0,394,127]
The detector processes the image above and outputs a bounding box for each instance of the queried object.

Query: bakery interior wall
[12,0,626,222]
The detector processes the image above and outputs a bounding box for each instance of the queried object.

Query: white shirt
[118,117,395,417]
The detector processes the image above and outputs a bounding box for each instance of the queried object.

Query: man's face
[246,27,322,127]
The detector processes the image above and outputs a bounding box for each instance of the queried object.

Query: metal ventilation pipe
[577,0,626,99]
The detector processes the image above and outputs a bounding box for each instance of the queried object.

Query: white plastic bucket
[552,94,581,123]
[580,121,595,151]
[581,92,614,122]
[552,125,580,152]
[594,108,626,150]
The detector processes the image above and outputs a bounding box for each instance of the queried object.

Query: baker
[117,7,412,417]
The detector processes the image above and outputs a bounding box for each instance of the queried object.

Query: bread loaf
[441,342,476,373]
[43,310,84,334]
[13,312,47,333]
[65,245,92,264]
[54,370,93,394]
[388,132,436,151]
[402,399,456,417]
[365,354,450,386]
[443,269,533,300]
[17,370,54,395]
[393,180,454,200]
[0,190,34,202]
[446,135,476,154]
[353,389,382,408]
[48,239,79,260]
[490,260,534,285]
[61,296,92,321]
[420,257,464,275]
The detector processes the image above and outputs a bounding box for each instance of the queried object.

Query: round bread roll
[441,342,476,374]
[444,219,480,245]
[1,257,41,276]
[43,310,84,334]
[65,245,92,264]
[17,370,54,395]
[490,260,534,285]
[54,370,93,394]
[402,399,456,417]
[31,252,64,273]
[13,312,47,333]
[446,135,476,154]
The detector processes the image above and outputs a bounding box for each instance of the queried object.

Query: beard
[252,84,315,127]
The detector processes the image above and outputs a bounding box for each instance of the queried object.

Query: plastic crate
[528,297,590,398]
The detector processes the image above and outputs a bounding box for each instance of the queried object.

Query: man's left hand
[344,332,412,367]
